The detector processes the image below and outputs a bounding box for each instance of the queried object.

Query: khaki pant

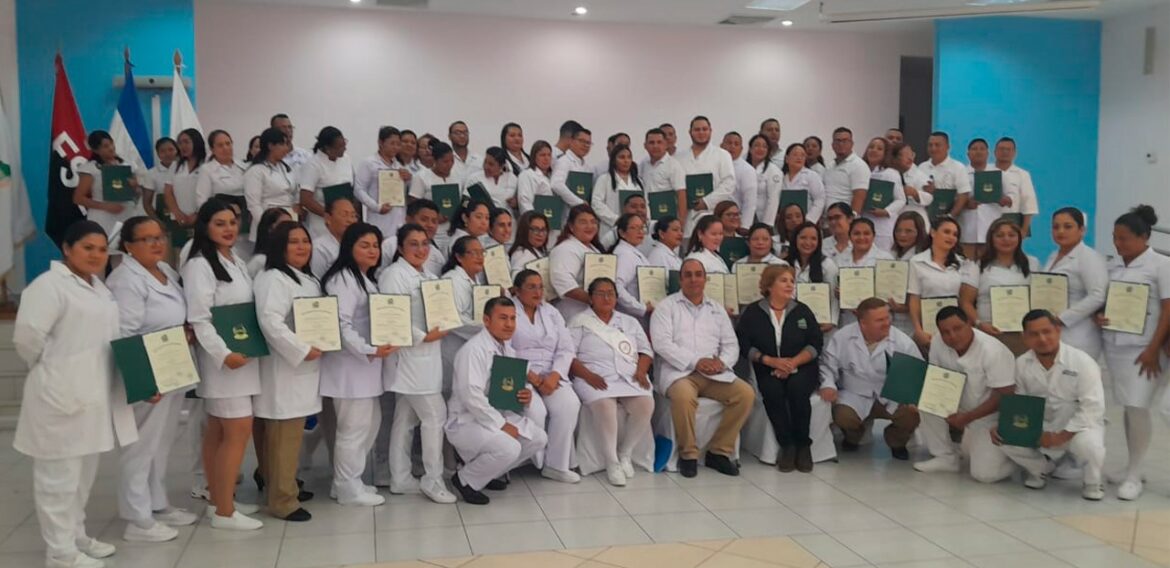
[258,417,306,518]
[832,400,920,449]
[667,373,755,460]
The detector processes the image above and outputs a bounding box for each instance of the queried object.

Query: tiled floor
[0,400,1168,567]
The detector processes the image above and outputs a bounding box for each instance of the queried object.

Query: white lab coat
[512,302,575,381]
[378,258,443,395]
[862,167,906,251]
[649,293,739,394]
[311,232,341,278]
[550,150,591,208]
[819,323,921,417]
[247,253,267,279]
[774,166,827,227]
[300,151,355,238]
[13,261,138,459]
[639,153,686,198]
[613,240,652,318]
[960,257,1039,323]
[107,256,186,340]
[183,252,262,400]
[908,250,965,298]
[409,167,460,249]
[1043,242,1107,359]
[445,328,539,439]
[1016,343,1105,433]
[822,235,852,263]
[243,161,297,239]
[167,161,201,219]
[516,168,554,214]
[253,269,323,419]
[795,256,840,327]
[194,159,247,208]
[901,164,933,231]
[570,310,654,405]
[550,237,600,321]
[755,161,783,225]
[440,266,487,392]
[354,153,408,238]
[450,151,483,186]
[823,154,869,208]
[675,144,737,232]
[465,170,518,211]
[282,146,314,187]
[684,248,729,275]
[510,247,546,278]
[77,160,144,237]
[319,270,383,399]
[592,172,642,239]
[730,157,758,226]
[646,240,682,272]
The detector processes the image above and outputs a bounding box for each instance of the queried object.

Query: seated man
[914,307,1017,478]
[650,258,755,477]
[819,298,921,459]
[990,310,1106,500]
[446,297,548,505]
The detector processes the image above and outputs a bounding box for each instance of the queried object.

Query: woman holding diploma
[737,223,787,268]
[1096,205,1170,501]
[959,219,1037,355]
[193,130,246,216]
[510,270,583,483]
[856,137,906,251]
[838,219,894,325]
[486,208,513,249]
[15,221,136,567]
[253,223,323,522]
[592,144,644,244]
[409,139,459,250]
[1044,207,1108,359]
[465,147,518,211]
[447,200,492,255]
[183,199,263,530]
[509,211,550,276]
[319,223,396,507]
[244,128,298,239]
[684,215,729,275]
[822,203,854,261]
[549,205,605,321]
[890,212,929,336]
[108,217,198,542]
[787,222,840,333]
[378,224,457,504]
[73,130,143,238]
[516,141,556,215]
[299,126,353,239]
[647,215,685,272]
[907,216,965,350]
[355,126,413,239]
[611,213,654,319]
[569,277,655,486]
[441,236,490,392]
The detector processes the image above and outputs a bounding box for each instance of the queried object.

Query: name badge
[1061,369,1078,377]
[797,318,808,330]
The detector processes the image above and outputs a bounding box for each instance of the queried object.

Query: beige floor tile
[699,551,786,567]
[560,547,609,559]
[593,542,715,568]
[689,539,734,551]
[1133,546,1170,567]
[459,550,584,568]
[722,537,821,568]
[421,557,475,568]
[1139,509,1170,527]
[1054,512,1137,545]
[1136,521,1170,551]
[344,562,436,568]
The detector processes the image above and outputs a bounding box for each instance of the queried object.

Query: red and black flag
[44,54,88,247]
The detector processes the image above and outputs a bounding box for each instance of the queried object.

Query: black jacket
[736,298,823,385]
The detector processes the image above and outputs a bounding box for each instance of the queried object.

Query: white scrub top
[253,268,323,419]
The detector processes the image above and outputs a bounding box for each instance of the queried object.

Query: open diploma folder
[369,294,414,347]
[489,355,528,414]
[112,325,200,403]
[210,302,270,357]
[998,394,1046,448]
[880,353,966,418]
[292,296,342,352]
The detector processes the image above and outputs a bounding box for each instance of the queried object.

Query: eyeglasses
[529,227,549,234]
[461,250,485,258]
[132,236,167,245]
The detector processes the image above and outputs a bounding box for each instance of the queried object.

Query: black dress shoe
[679,458,699,478]
[778,447,797,473]
[891,447,910,461]
[795,446,814,473]
[283,508,312,522]
[253,468,265,492]
[452,473,490,505]
[297,478,305,489]
[485,477,509,491]
[298,489,315,502]
[704,453,740,476]
[842,440,860,452]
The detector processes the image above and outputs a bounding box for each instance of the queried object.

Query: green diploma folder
[999,213,1024,228]
[928,188,957,220]
[648,191,678,221]
[466,183,492,206]
[973,170,1003,204]
[686,173,713,206]
[111,326,199,404]
[101,164,135,202]
[667,270,681,294]
[210,302,270,358]
[779,190,809,216]
[880,353,928,405]
[488,355,528,414]
[154,195,192,247]
[533,195,566,230]
[864,178,895,211]
[431,184,461,219]
[112,336,160,403]
[997,394,1046,448]
[566,171,594,203]
[719,237,749,269]
[618,190,643,210]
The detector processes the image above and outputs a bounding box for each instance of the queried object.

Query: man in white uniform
[553,120,583,161]
[992,137,1040,237]
[917,132,973,231]
[446,297,548,505]
[913,306,1018,479]
[640,128,687,223]
[675,116,736,234]
[271,113,312,185]
[885,128,904,145]
[822,127,870,209]
[550,127,593,209]
[720,131,759,225]
[448,121,483,185]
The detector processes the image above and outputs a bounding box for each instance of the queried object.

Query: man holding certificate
[913,307,1017,479]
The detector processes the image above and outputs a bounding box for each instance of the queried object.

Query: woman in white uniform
[319,223,395,506]
[647,215,684,272]
[549,205,605,321]
[193,130,246,224]
[141,137,177,219]
[378,224,457,504]
[247,208,294,278]
[252,222,322,522]
[244,127,298,239]
[786,221,839,333]
[108,218,198,543]
[568,277,654,486]
[162,128,206,231]
[737,223,787,268]
[837,218,894,326]
[182,199,263,530]
[409,140,459,250]
[780,142,827,224]
[745,134,781,226]
[773,203,806,258]
[889,211,929,337]
[486,208,513,250]
[299,126,354,239]
[397,130,421,174]
[465,147,517,211]
[907,216,965,350]
[1097,205,1170,501]
[592,144,643,244]
[500,122,530,177]
[446,200,492,255]
[959,218,1037,355]
[510,270,583,483]
[611,213,654,319]
[1045,207,1107,359]
[858,137,906,251]
[15,221,137,568]
[803,136,827,178]
[354,126,413,239]
[516,141,555,214]
[415,134,436,171]
[822,203,854,261]
[892,143,933,230]
[73,131,142,238]
[441,236,489,393]
[509,211,549,276]
[684,215,729,275]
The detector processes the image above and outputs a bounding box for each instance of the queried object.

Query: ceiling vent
[719,15,778,25]
[375,0,427,7]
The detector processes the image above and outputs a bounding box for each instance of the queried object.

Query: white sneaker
[1052,460,1084,480]
[1025,472,1048,490]
[209,510,263,531]
[190,485,210,501]
[420,479,457,504]
[46,553,105,568]
[619,456,636,479]
[1118,478,1144,501]
[1106,470,1147,484]
[204,502,261,518]
[363,484,379,495]
[1083,483,1106,501]
[389,477,421,495]
[541,467,581,484]
[606,464,627,487]
[913,457,960,473]
[338,491,385,507]
[123,522,179,543]
[154,508,198,527]
[74,538,115,559]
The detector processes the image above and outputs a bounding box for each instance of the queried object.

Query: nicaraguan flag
[109,62,154,171]
[169,66,202,138]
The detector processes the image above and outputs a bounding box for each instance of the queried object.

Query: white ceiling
[205,0,1166,31]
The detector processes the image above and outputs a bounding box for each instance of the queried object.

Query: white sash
[571,311,637,364]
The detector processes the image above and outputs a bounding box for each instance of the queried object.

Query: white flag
[169,67,202,138]
[0,90,36,280]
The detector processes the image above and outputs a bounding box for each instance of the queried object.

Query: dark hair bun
[1131,204,1158,227]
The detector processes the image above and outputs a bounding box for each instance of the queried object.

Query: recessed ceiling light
[573,6,588,16]
[350,0,361,4]
[781,19,794,26]
[745,0,811,11]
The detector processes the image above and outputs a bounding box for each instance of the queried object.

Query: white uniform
[961,257,1040,324]
[647,240,682,272]
[730,157,759,226]
[194,159,247,209]
[409,167,461,251]
[862,167,906,251]
[818,323,921,417]
[465,170,518,211]
[282,146,313,187]
[611,240,652,319]
[960,163,1039,244]
[901,164,934,230]
[253,269,323,420]
[1103,247,1170,408]
[440,266,487,395]
[917,156,973,198]
[640,153,686,235]
[300,151,355,239]
[107,257,188,527]
[550,237,601,321]
[247,253,267,279]
[837,246,894,326]
[450,151,483,186]
[822,235,852,263]
[908,250,966,337]
[684,248,730,276]
[822,154,869,208]
[649,293,739,394]
[516,168,554,214]
[445,329,548,491]
[890,248,921,336]
[754,162,781,225]
[549,150,591,209]
[675,144,736,233]
[512,302,580,472]
[795,256,840,327]
[424,242,446,278]
[592,172,642,244]
[353,154,408,238]
[310,232,341,278]
[505,150,530,175]
[142,162,176,211]
[15,262,138,565]
[243,161,297,239]
[1043,242,1107,359]
[167,161,201,220]
[78,160,144,236]
[510,247,545,279]
[777,167,826,225]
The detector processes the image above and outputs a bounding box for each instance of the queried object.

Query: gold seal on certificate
[422,279,463,332]
[143,326,200,394]
[735,263,766,304]
[473,285,504,323]
[917,366,967,418]
[796,282,831,324]
[1029,272,1069,316]
[990,285,1030,333]
[293,296,342,352]
[369,294,413,347]
[838,266,875,310]
[1103,281,1151,335]
[636,266,667,305]
[377,170,406,207]
[483,245,512,288]
[921,296,959,337]
[584,253,618,290]
[525,257,557,300]
[875,260,909,303]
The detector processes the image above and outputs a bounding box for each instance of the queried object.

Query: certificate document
[875,260,909,303]
[922,296,959,337]
[990,285,1030,333]
[797,283,832,324]
[142,326,199,394]
[584,253,618,290]
[473,285,504,323]
[1103,281,1151,335]
[704,273,726,307]
[723,273,740,315]
[377,170,406,207]
[292,296,342,352]
[421,279,463,332]
[369,294,413,347]
[637,266,667,306]
[839,267,875,310]
[917,365,967,418]
[483,245,512,288]
[525,257,557,300]
[1029,272,1069,316]
[735,263,766,304]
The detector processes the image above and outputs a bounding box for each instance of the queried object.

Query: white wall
[195,3,932,166]
[1097,3,1170,253]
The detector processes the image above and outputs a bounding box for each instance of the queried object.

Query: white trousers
[585,397,654,466]
[524,384,580,472]
[920,414,1014,482]
[997,427,1106,485]
[118,391,184,524]
[448,419,548,491]
[332,397,381,501]
[186,397,207,488]
[389,393,446,487]
[34,454,100,562]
